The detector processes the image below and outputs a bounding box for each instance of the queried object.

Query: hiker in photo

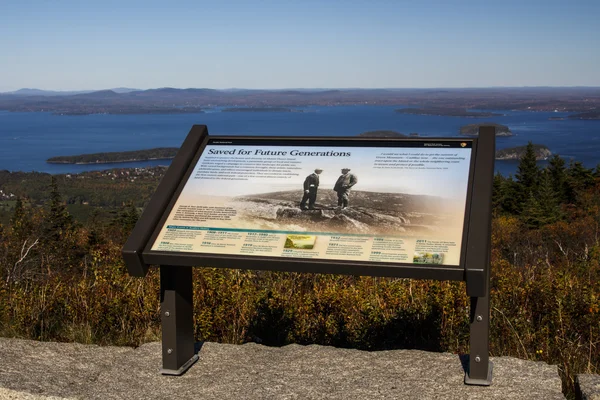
[300,168,323,210]
[333,168,358,208]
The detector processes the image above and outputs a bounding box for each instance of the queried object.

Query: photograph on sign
[151,140,473,266]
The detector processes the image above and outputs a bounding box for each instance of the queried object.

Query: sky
[1,0,599,91]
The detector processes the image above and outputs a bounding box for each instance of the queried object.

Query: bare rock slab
[577,374,600,400]
[0,338,564,399]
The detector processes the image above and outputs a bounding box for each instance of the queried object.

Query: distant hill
[6,88,93,96]
[1,87,600,115]
[4,88,140,96]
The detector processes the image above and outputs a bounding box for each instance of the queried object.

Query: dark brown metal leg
[159,266,198,375]
[465,293,493,385]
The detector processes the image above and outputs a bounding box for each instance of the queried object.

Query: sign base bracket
[160,354,199,376]
[464,361,493,386]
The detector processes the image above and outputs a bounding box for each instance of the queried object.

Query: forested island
[459,123,513,136]
[396,107,503,117]
[496,144,551,160]
[221,107,296,112]
[47,148,178,164]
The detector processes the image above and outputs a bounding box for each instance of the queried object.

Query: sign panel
[150,138,473,267]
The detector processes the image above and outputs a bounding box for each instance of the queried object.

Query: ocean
[0,106,598,176]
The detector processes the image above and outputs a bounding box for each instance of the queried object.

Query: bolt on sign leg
[159,266,198,375]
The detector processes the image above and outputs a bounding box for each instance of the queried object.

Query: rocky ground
[0,338,566,399]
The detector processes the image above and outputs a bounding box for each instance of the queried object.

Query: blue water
[0,106,598,176]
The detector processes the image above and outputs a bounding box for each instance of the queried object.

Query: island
[47,148,178,165]
[396,108,503,117]
[495,145,552,161]
[221,107,297,112]
[358,130,408,137]
[567,111,600,120]
[459,123,513,136]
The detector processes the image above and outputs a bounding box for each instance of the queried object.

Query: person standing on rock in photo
[300,168,323,210]
[334,168,358,209]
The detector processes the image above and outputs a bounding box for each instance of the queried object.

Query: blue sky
[1,0,599,91]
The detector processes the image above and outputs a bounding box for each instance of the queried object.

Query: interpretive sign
[123,125,495,385]
[151,139,472,267]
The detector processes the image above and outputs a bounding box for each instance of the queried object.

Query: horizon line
[3,85,600,94]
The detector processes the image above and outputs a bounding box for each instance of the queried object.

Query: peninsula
[567,111,600,120]
[47,148,178,165]
[460,123,513,136]
[496,144,552,161]
[396,108,503,117]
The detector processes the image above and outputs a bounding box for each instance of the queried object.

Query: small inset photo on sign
[413,252,444,264]
[284,235,317,250]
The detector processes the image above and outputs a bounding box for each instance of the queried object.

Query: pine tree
[521,192,545,229]
[499,175,521,215]
[537,168,561,224]
[594,164,600,179]
[566,161,595,204]
[515,142,540,206]
[86,210,104,247]
[10,198,31,239]
[110,202,140,238]
[43,176,74,244]
[123,202,139,235]
[547,154,568,204]
[492,172,505,213]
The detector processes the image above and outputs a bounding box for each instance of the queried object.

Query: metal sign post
[464,126,495,384]
[123,125,495,384]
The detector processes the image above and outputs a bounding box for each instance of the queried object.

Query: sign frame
[123,125,495,385]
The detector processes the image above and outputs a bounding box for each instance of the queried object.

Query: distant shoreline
[47,148,178,165]
[2,87,600,116]
[396,108,504,118]
[47,157,175,165]
[221,107,298,113]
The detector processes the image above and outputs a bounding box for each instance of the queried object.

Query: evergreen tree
[547,155,568,204]
[122,202,139,235]
[515,142,540,210]
[566,161,595,204]
[43,176,74,244]
[537,168,561,224]
[10,198,31,239]
[86,210,104,247]
[499,175,521,215]
[521,192,545,229]
[492,172,505,213]
[110,202,140,238]
[594,163,600,179]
